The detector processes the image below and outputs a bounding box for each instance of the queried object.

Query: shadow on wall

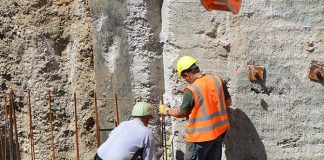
[224,108,267,160]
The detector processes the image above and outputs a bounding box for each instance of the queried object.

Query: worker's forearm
[167,108,186,118]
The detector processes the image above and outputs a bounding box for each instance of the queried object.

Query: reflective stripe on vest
[185,75,229,140]
[187,77,227,124]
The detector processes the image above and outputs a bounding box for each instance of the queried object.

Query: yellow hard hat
[131,102,153,117]
[176,56,198,77]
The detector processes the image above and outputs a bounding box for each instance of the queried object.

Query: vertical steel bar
[1,93,5,160]
[48,91,56,160]
[160,99,165,160]
[93,91,100,147]
[28,90,35,160]
[10,91,20,160]
[114,94,120,126]
[161,95,167,160]
[8,92,14,160]
[73,93,80,160]
[0,127,4,160]
[164,118,167,160]
[161,115,165,160]
[4,95,8,160]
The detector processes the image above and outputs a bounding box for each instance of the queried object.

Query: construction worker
[95,101,157,160]
[159,55,232,160]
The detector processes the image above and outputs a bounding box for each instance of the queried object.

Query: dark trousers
[94,153,103,160]
[185,133,225,160]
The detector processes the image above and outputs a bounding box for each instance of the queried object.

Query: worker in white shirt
[95,101,157,160]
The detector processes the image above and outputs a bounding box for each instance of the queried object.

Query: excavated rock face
[1,0,164,159]
[1,0,323,160]
[0,0,95,159]
[89,0,164,151]
[161,0,324,159]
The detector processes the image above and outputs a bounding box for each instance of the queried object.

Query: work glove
[159,104,170,116]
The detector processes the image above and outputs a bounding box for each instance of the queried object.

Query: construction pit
[0,0,323,160]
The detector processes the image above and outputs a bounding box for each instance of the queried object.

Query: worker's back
[97,118,155,160]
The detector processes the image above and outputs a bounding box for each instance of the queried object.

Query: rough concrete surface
[89,0,164,152]
[0,0,323,160]
[161,0,324,159]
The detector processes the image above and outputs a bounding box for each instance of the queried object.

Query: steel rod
[4,96,8,160]
[28,90,35,160]
[160,99,165,160]
[10,91,20,160]
[161,95,167,160]
[93,91,101,148]
[48,91,56,160]
[1,127,4,160]
[8,92,14,160]
[73,92,80,160]
[164,117,167,160]
[161,116,165,160]
[114,94,120,127]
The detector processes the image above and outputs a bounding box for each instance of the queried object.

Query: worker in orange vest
[159,55,232,160]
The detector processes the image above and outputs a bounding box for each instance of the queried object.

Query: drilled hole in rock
[84,117,95,131]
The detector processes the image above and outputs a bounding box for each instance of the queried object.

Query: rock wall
[1,0,323,159]
[89,0,164,154]
[161,0,324,159]
[0,0,95,159]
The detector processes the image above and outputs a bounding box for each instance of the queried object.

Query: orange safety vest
[185,75,230,142]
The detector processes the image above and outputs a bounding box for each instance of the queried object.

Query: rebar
[161,95,167,160]
[1,127,4,160]
[160,100,165,160]
[73,92,80,160]
[4,99,8,160]
[164,117,167,160]
[161,115,165,160]
[1,89,171,159]
[8,92,14,160]
[93,91,101,148]
[48,91,56,160]
[28,90,35,160]
[114,94,120,127]
[10,91,20,160]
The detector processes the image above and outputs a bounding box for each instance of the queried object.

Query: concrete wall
[161,0,324,159]
[89,0,165,149]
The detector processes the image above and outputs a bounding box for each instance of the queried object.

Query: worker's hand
[159,104,170,116]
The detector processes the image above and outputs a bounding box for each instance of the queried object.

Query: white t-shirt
[97,118,156,160]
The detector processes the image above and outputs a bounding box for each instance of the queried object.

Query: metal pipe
[73,92,80,160]
[93,91,101,148]
[28,90,35,160]
[10,91,20,160]
[114,94,120,127]
[48,91,56,160]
